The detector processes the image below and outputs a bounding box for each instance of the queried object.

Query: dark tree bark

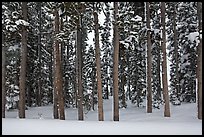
[146,2,152,113]
[173,3,180,102]
[161,2,170,117]
[37,2,42,107]
[2,31,6,118]
[19,2,28,118]
[76,14,84,121]
[54,8,65,120]
[197,2,202,120]
[113,2,119,121]
[93,6,104,121]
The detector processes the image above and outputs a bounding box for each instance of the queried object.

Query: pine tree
[177,2,197,103]
[19,2,28,118]
[93,3,104,121]
[2,26,6,118]
[113,2,119,121]
[150,2,163,109]
[101,2,113,100]
[166,2,181,105]
[161,2,170,117]
[146,2,152,113]
[197,2,202,120]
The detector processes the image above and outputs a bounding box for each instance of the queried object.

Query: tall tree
[173,3,180,105]
[101,2,113,100]
[166,2,181,105]
[93,3,104,121]
[37,2,42,107]
[19,2,28,118]
[197,2,202,120]
[146,2,152,113]
[150,2,163,109]
[76,3,84,120]
[113,2,119,121]
[161,2,170,117]
[53,7,65,120]
[2,28,6,118]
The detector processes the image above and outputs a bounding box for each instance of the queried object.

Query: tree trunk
[37,2,42,107]
[19,2,28,119]
[197,2,202,120]
[2,31,5,118]
[146,2,152,113]
[161,2,170,117]
[93,9,104,121]
[113,2,119,121]
[173,3,180,103]
[76,15,84,121]
[54,8,65,120]
[120,46,126,108]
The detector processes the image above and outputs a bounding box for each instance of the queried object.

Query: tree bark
[93,9,104,121]
[113,2,119,121]
[54,8,65,120]
[2,30,5,118]
[37,2,42,107]
[146,2,152,113]
[197,2,202,120]
[173,3,180,103]
[76,15,84,121]
[161,2,170,117]
[19,2,28,118]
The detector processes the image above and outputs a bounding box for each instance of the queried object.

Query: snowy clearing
[2,98,202,135]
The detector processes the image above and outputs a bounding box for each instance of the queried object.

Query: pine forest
[2,2,202,135]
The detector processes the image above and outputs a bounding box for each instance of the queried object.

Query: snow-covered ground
[2,97,202,135]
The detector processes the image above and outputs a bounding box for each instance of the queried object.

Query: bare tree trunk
[113,2,119,121]
[93,8,104,121]
[54,8,65,120]
[173,3,180,103]
[146,2,152,113]
[161,2,170,117]
[197,2,202,120]
[2,31,5,118]
[19,2,28,119]
[76,15,84,121]
[120,46,126,108]
[37,2,42,107]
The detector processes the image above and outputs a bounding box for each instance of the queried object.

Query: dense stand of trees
[2,2,202,120]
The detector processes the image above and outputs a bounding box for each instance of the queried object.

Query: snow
[15,19,29,26]
[187,32,199,43]
[2,97,202,135]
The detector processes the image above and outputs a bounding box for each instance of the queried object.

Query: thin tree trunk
[2,31,5,118]
[197,2,202,120]
[93,9,104,121]
[19,2,28,118]
[157,52,162,99]
[121,46,126,108]
[161,2,170,117]
[173,3,180,103]
[37,2,42,107]
[146,2,152,113]
[54,8,65,120]
[76,15,84,121]
[113,2,119,121]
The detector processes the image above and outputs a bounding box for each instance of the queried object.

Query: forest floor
[2,97,202,135]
